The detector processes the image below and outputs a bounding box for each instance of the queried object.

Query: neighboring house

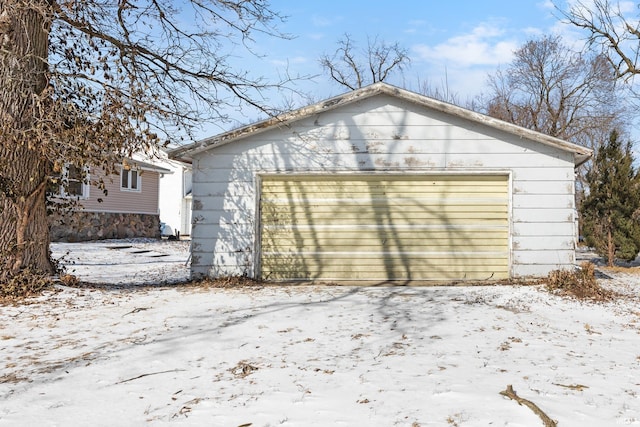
[49,159,172,242]
[170,82,592,283]
[134,149,193,237]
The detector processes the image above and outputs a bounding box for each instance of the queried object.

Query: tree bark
[0,1,53,282]
[607,221,615,267]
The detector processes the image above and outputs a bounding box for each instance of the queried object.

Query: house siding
[190,94,577,280]
[79,167,160,215]
[49,166,163,242]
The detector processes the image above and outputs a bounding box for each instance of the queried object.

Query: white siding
[137,153,193,236]
[190,94,577,279]
[157,162,184,233]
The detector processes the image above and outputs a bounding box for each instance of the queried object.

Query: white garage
[171,82,591,283]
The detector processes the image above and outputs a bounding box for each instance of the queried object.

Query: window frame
[55,164,90,200]
[120,167,142,192]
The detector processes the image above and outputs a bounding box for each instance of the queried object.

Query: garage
[259,174,509,281]
[170,82,592,282]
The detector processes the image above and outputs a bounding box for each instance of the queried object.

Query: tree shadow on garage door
[298,111,511,285]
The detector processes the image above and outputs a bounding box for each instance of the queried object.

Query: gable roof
[169,82,592,166]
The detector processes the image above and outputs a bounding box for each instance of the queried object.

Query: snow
[1,239,639,426]
[51,238,191,286]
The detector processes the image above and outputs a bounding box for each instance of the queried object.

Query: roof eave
[379,84,594,166]
[169,82,593,167]
[123,158,173,175]
[169,84,391,162]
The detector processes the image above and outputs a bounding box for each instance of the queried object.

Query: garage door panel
[262,206,508,225]
[262,177,507,195]
[264,242,509,253]
[263,272,506,281]
[262,260,504,273]
[263,262,508,281]
[262,253,509,265]
[260,174,509,281]
[262,190,506,201]
[263,230,509,248]
[262,203,508,219]
[263,236,508,252]
[263,193,506,209]
[263,216,506,228]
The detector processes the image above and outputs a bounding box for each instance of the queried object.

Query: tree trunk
[607,225,615,267]
[0,1,53,283]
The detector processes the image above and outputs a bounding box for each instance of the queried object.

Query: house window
[52,164,89,199]
[66,165,86,197]
[121,168,141,192]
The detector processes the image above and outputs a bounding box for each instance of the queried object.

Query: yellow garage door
[259,174,509,282]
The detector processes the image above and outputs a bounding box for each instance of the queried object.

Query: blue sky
[260,2,565,96]
[264,1,558,94]
[199,0,616,136]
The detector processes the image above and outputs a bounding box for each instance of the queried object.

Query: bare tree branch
[319,33,409,90]
[558,0,640,82]
[479,35,627,148]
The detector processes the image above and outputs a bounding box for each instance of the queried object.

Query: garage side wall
[190,95,576,280]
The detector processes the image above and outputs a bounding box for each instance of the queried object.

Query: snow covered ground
[50,238,191,286]
[1,239,639,426]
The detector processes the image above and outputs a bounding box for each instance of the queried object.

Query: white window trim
[58,164,90,200]
[120,167,142,192]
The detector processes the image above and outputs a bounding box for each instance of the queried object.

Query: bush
[546,262,613,301]
[59,273,80,287]
[0,269,53,301]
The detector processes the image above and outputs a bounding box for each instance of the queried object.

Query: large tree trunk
[0,1,53,283]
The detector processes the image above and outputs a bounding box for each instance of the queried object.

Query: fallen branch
[500,384,557,427]
[122,307,151,317]
[553,383,589,391]
[116,369,185,384]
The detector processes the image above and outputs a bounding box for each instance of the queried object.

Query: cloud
[404,19,432,34]
[404,64,494,102]
[538,0,555,11]
[523,26,545,36]
[412,22,519,67]
[408,19,428,27]
[311,14,343,28]
[563,0,635,15]
[407,21,534,100]
[307,14,344,42]
[270,56,308,67]
[565,0,635,14]
[619,1,636,13]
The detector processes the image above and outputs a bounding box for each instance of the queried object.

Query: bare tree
[479,35,630,238]
[319,34,410,90]
[412,71,462,105]
[0,0,293,288]
[479,35,627,150]
[560,0,640,82]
